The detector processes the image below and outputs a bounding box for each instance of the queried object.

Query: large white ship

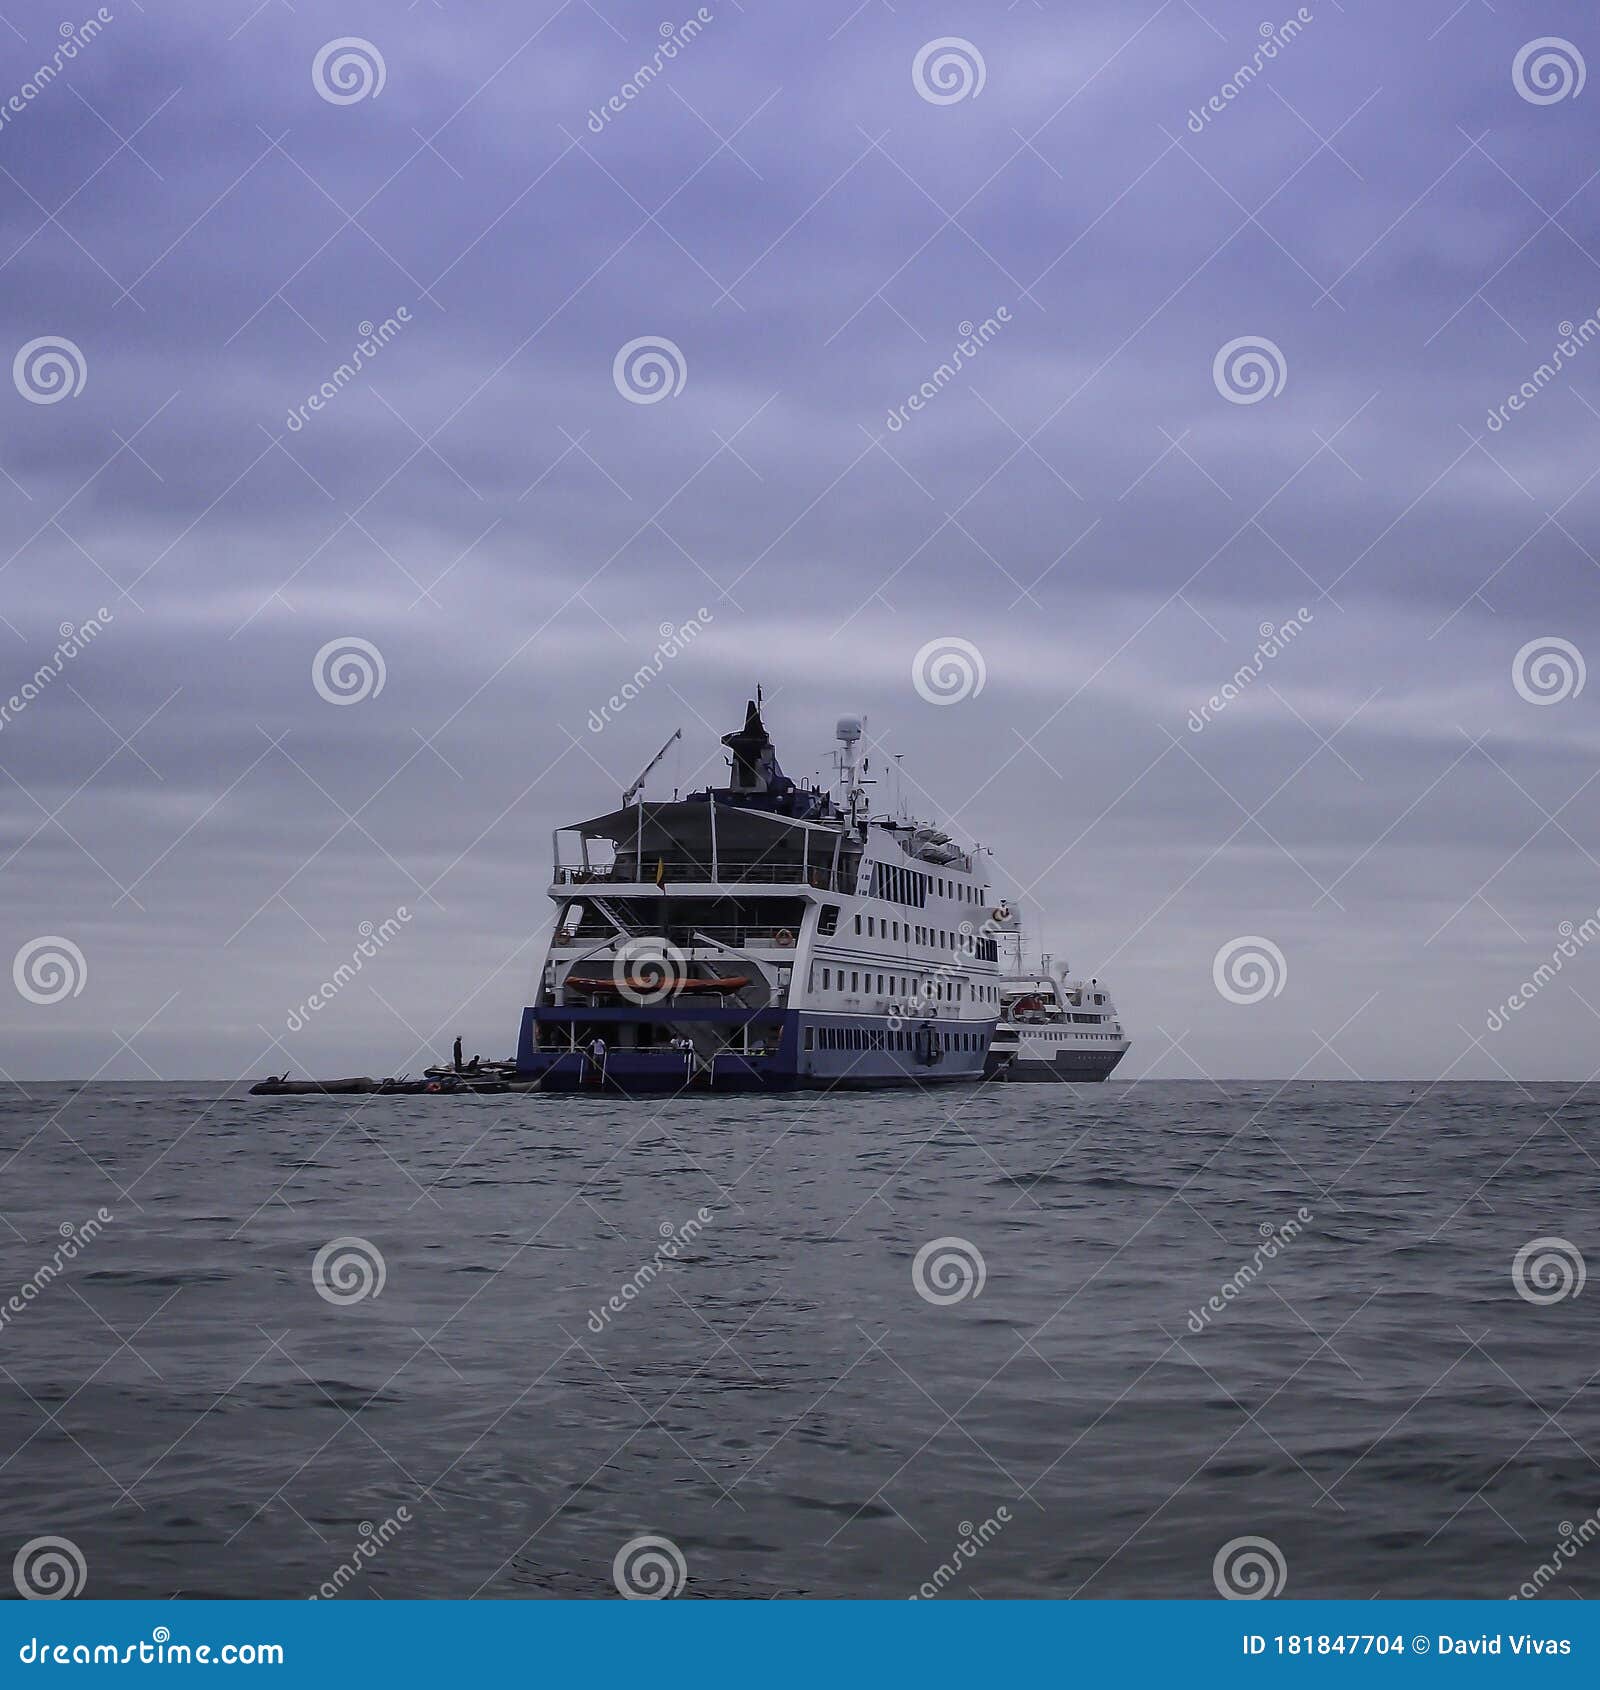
[982,916,1130,1083]
[516,700,1003,1091]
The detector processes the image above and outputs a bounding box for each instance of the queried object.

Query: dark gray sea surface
[1,1080,1597,1601]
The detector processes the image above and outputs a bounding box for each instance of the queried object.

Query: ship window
[851,972,859,991]
[818,905,840,936]
[822,968,830,988]
[854,915,861,935]
[867,917,874,936]
[804,1028,814,1050]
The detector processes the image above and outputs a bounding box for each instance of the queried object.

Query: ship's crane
[622,728,682,807]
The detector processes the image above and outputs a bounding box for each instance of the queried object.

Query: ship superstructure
[515,701,1002,1091]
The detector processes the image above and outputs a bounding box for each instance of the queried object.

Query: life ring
[990,906,1008,922]
[774,928,795,948]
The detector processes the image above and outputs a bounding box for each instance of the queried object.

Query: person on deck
[453,1036,463,1072]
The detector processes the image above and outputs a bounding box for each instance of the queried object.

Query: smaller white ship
[983,908,1130,1083]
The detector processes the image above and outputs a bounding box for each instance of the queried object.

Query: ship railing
[551,926,800,950]
[552,861,846,889]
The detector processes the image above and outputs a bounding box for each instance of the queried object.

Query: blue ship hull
[517,1007,994,1093]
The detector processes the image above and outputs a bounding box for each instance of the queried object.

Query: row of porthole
[814,965,999,1004]
[806,1026,987,1054]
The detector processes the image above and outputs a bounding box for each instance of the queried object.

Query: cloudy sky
[2,0,1599,1080]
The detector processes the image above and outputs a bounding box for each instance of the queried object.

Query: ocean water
[0,1080,1596,1601]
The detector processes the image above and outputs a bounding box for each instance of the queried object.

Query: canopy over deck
[556,798,850,886]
